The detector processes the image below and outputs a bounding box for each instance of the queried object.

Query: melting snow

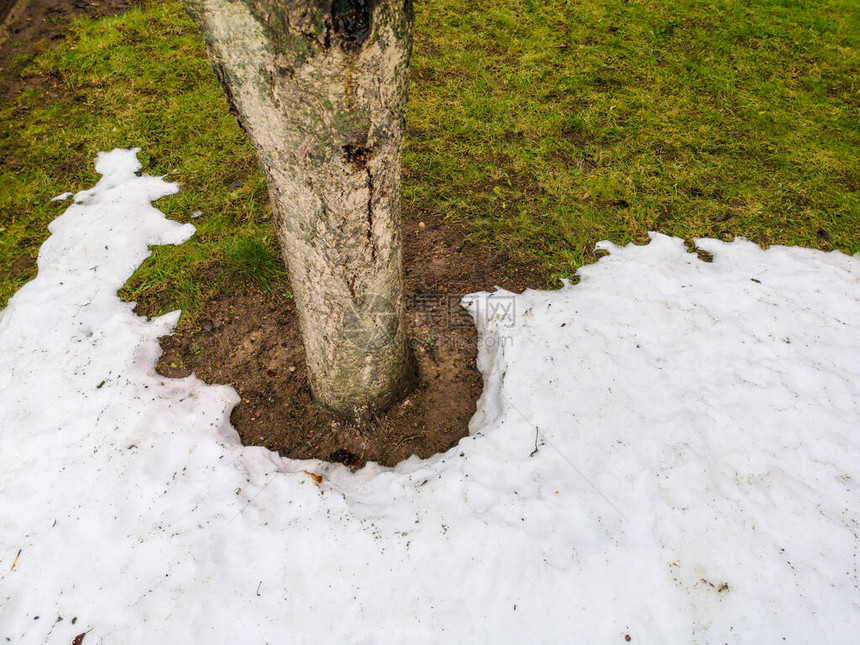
[1,149,859,643]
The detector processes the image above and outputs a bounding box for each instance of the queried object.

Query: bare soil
[155,215,543,468]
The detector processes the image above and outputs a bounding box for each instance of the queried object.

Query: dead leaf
[303,470,323,486]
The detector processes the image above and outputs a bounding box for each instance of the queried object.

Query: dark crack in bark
[331,0,372,50]
[211,61,246,132]
[365,165,377,262]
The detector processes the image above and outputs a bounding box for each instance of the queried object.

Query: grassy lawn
[1,0,858,314]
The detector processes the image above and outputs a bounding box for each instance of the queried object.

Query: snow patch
[1,150,859,643]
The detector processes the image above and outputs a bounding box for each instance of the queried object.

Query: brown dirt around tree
[154,214,544,469]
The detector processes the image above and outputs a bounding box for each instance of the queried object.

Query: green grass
[1,0,858,313]
[0,0,280,314]
[224,234,289,295]
[407,0,859,282]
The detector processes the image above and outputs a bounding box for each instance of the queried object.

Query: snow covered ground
[1,149,859,643]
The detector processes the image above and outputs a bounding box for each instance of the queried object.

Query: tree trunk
[182,0,416,421]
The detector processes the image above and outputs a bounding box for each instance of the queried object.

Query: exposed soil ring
[155,214,544,468]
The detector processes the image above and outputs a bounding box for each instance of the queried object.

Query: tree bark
[182,0,416,421]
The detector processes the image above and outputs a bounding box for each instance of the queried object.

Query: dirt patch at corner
[154,214,544,469]
[0,0,142,104]
[1,0,24,29]
[1,0,139,42]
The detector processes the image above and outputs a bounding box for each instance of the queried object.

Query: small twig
[396,434,421,448]
[10,548,21,571]
[370,407,387,430]
[256,581,262,597]
[530,427,540,457]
